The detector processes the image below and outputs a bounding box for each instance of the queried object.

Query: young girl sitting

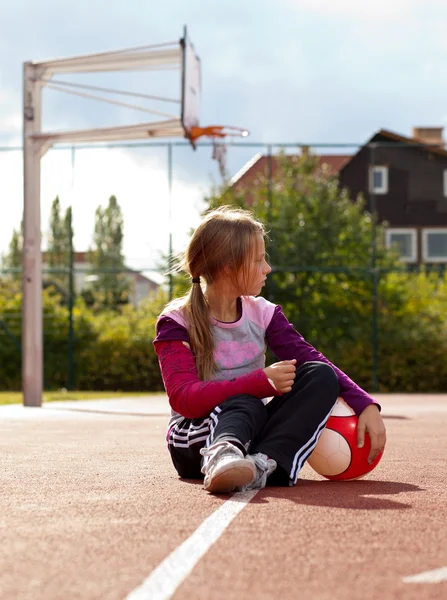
[153,206,386,494]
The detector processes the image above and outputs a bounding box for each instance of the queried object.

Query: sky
[1,0,447,275]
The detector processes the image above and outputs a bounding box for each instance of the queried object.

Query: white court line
[402,566,447,584]
[125,490,258,600]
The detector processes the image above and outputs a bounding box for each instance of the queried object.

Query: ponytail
[184,279,215,380]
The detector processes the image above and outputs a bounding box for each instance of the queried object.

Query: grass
[0,391,165,406]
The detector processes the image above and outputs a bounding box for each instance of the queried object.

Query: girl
[153,207,386,494]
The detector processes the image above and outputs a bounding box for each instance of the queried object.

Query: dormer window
[369,166,388,194]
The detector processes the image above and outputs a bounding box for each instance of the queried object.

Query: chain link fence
[1,137,447,392]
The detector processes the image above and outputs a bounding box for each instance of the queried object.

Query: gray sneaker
[242,453,277,491]
[200,441,256,494]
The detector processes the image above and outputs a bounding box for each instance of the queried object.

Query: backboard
[181,27,201,148]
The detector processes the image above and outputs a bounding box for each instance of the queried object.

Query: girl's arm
[154,340,278,419]
[265,305,380,416]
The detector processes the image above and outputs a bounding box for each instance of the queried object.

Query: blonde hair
[165,206,266,380]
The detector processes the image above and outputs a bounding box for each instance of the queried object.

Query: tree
[2,218,24,282]
[207,151,398,353]
[45,196,74,292]
[3,228,23,271]
[87,195,130,309]
[64,206,74,252]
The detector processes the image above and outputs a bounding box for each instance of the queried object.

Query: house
[230,127,447,265]
[42,251,160,306]
[230,152,352,188]
[339,128,447,265]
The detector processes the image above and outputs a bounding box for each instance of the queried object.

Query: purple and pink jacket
[153,295,379,426]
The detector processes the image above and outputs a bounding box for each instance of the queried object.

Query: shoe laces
[242,453,277,491]
[200,441,244,475]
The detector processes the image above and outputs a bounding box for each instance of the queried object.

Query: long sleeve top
[153,295,380,425]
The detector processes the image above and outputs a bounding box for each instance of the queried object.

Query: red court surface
[1,394,446,600]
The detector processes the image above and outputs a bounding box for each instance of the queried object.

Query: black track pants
[167,361,340,485]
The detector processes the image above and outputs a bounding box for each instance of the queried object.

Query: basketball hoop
[21,25,249,407]
[187,125,249,179]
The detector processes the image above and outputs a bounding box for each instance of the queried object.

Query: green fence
[1,138,446,393]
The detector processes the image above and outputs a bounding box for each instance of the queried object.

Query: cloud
[0,87,22,143]
[65,148,206,269]
[0,111,21,135]
[285,0,444,19]
[0,151,23,256]
[0,146,208,271]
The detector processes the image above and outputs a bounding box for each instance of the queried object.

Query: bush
[0,280,22,389]
[77,296,166,391]
[1,271,446,393]
[325,271,447,392]
[0,280,166,392]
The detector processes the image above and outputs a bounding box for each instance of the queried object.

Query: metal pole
[369,143,379,393]
[168,143,173,301]
[266,144,274,301]
[22,62,43,407]
[67,228,74,390]
[67,147,75,390]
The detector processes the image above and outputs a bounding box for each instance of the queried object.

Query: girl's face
[236,233,272,296]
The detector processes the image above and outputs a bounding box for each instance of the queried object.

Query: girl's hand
[357,404,387,463]
[264,360,296,394]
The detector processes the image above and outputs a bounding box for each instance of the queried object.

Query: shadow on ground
[253,480,423,510]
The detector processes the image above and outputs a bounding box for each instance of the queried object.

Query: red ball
[307,397,384,481]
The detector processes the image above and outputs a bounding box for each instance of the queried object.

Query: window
[444,170,447,197]
[422,229,447,262]
[369,166,388,194]
[385,229,417,262]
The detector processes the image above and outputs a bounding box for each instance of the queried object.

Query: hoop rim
[187,124,249,142]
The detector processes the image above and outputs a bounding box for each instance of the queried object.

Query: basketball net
[211,138,228,179]
[188,125,249,181]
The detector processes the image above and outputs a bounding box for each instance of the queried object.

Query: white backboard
[181,27,201,145]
